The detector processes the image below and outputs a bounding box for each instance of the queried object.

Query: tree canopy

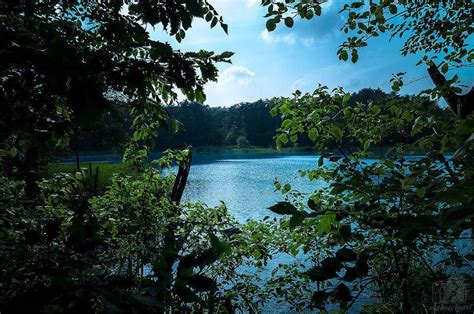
[0,0,232,191]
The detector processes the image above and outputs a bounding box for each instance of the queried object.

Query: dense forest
[1,0,473,313]
[77,88,450,151]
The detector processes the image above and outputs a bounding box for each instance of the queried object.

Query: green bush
[40,163,137,192]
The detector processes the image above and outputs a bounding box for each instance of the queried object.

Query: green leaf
[149,42,173,59]
[312,291,329,306]
[457,118,474,135]
[314,5,322,16]
[318,156,324,167]
[284,17,294,28]
[308,128,318,141]
[216,51,234,60]
[340,50,348,61]
[308,197,318,210]
[334,283,352,302]
[268,202,298,215]
[307,266,337,281]
[210,234,232,255]
[211,17,218,28]
[317,213,336,234]
[182,275,217,291]
[336,247,357,262]
[441,63,448,73]
[289,211,306,229]
[338,224,351,242]
[342,266,359,281]
[416,187,426,198]
[351,50,358,63]
[342,93,350,104]
[266,19,277,32]
[277,133,289,145]
[174,283,200,303]
[332,126,343,141]
[221,23,229,34]
[195,90,206,104]
[388,4,397,14]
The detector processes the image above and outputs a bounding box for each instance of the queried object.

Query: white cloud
[219,65,256,85]
[302,37,315,47]
[260,30,296,45]
[245,0,261,8]
[261,30,317,47]
[321,0,335,10]
[204,65,262,106]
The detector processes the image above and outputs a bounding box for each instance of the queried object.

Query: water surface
[181,151,321,221]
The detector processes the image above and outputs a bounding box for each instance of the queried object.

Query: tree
[0,1,268,312]
[262,0,474,311]
[0,0,233,196]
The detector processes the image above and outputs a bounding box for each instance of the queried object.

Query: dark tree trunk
[170,149,192,204]
[427,63,474,119]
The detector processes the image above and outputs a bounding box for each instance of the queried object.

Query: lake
[59,150,323,221]
[181,150,322,222]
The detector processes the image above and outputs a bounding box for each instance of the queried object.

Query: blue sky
[149,0,473,107]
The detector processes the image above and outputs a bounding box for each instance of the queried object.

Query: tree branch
[427,62,474,118]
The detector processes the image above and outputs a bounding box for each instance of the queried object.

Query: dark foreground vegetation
[1,0,473,313]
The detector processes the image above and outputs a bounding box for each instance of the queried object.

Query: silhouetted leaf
[336,247,357,262]
[268,202,298,215]
[289,211,306,229]
[183,275,217,291]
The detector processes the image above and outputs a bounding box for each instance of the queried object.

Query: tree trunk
[427,62,474,119]
[170,148,193,204]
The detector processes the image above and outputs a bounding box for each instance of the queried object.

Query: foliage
[41,162,137,192]
[1,152,272,312]
[260,0,474,311]
[0,0,233,193]
[154,100,283,149]
[266,86,474,311]
[0,1,268,312]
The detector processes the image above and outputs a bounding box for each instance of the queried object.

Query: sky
[149,0,473,107]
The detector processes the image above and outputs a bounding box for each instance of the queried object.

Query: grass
[40,162,137,191]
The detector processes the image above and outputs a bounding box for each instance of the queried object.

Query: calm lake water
[181,151,322,222]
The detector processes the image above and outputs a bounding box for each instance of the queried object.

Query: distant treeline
[156,100,282,149]
[76,88,450,152]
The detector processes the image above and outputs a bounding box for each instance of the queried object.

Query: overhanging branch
[427,62,474,118]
